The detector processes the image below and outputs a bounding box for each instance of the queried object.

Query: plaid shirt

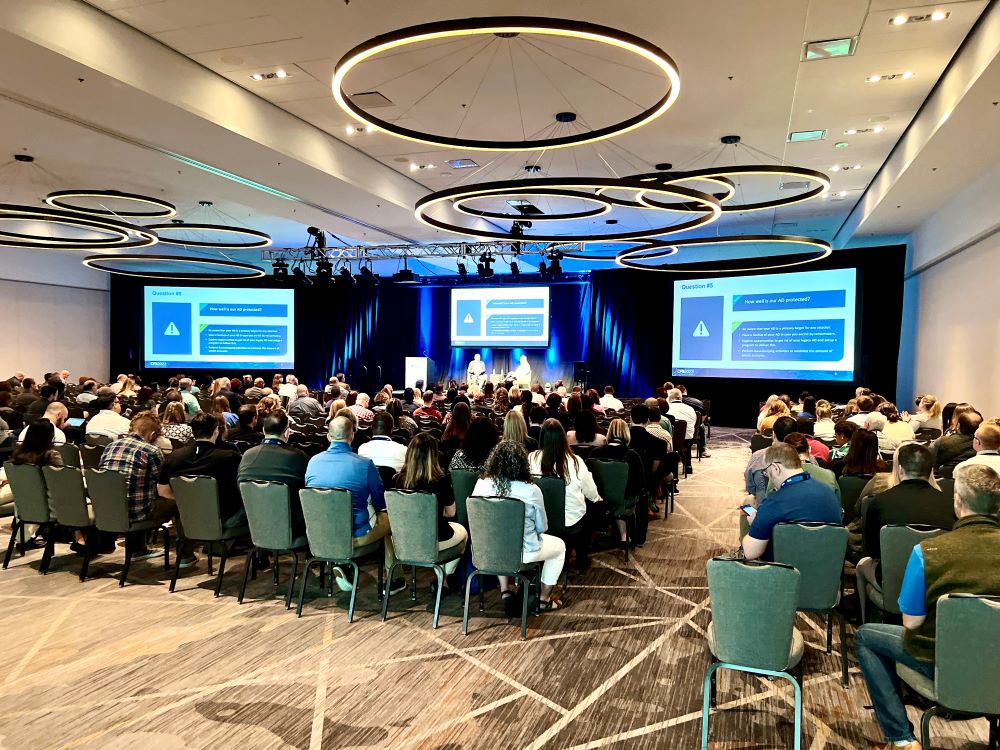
[99,433,164,522]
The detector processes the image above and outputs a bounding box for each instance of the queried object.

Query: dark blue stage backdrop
[109,244,905,425]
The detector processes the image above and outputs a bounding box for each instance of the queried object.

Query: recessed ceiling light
[852,164,862,170]
[838,191,848,197]
[931,10,949,21]
[446,158,480,169]
[873,124,885,133]
[845,128,858,135]
[902,71,915,80]
[830,165,841,172]
[801,37,857,60]
[344,124,376,136]
[835,142,849,148]
[248,68,291,81]
[866,74,882,83]
[889,10,950,25]
[892,14,908,25]
[867,71,916,82]
[788,129,827,142]
[409,162,436,171]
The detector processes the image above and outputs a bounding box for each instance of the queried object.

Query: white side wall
[0,249,111,383]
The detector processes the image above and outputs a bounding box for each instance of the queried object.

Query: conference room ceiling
[0,0,994,274]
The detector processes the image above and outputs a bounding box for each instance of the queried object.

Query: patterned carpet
[0,428,991,749]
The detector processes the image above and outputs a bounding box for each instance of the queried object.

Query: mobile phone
[739,504,757,518]
[65,417,86,427]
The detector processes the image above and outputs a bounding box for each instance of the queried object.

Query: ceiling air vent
[349,91,394,108]
[780,181,810,191]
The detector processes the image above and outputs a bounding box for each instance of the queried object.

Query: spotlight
[315,259,333,281]
[510,220,532,239]
[392,268,416,283]
[546,250,564,275]
[457,261,468,278]
[337,266,356,285]
[358,264,378,285]
[477,252,494,278]
[292,267,312,285]
[510,260,520,278]
[272,258,289,280]
[537,260,547,276]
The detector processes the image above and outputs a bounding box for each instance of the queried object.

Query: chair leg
[380,563,398,622]
[169,539,187,593]
[272,555,280,592]
[432,565,444,629]
[786,671,803,750]
[346,561,360,623]
[161,526,170,571]
[208,550,214,576]
[710,660,718,708]
[238,547,255,604]
[920,705,938,748]
[826,612,833,654]
[79,532,93,582]
[988,715,998,749]
[213,546,228,598]
[701,662,722,750]
[39,528,55,575]
[18,521,26,556]
[296,558,313,618]
[839,611,849,688]
[376,555,384,603]
[411,566,418,601]
[519,573,530,641]
[119,532,135,587]
[3,521,19,569]
[462,571,477,635]
[285,551,299,609]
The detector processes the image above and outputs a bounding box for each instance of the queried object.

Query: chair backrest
[534,475,568,535]
[384,489,440,563]
[171,476,224,540]
[467,495,527,573]
[238,481,294,550]
[2,462,52,524]
[878,524,947,614]
[572,444,596,461]
[772,523,848,611]
[449,468,479,526]
[85,434,113,448]
[934,594,1000,714]
[707,557,801,672]
[673,419,688,447]
[837,474,873,522]
[299,488,355,560]
[79,444,105,470]
[42,465,91,527]
[84,467,132,532]
[586,458,630,512]
[55,443,81,468]
[750,434,771,453]
[376,464,397,488]
[936,477,955,501]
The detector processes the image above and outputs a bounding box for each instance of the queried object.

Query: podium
[404,357,435,389]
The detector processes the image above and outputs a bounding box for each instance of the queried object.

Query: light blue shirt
[305,442,385,536]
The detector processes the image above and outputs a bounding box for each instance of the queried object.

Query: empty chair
[773,522,850,686]
[169,476,250,596]
[838,474,874,523]
[449,468,479,527]
[896,594,1000,748]
[586,458,634,561]
[42,465,97,581]
[2,463,55,573]
[464,496,541,641]
[381,489,464,628]
[750,433,771,454]
[237,480,308,608]
[534,475,576,592]
[84,467,171,586]
[297,487,383,621]
[79,444,104,470]
[702,558,803,749]
[861,524,946,623]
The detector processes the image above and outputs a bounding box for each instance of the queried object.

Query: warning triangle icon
[463,313,474,324]
[693,320,710,337]
[164,322,181,336]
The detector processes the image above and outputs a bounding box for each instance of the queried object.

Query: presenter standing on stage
[467,353,487,388]
[510,355,532,388]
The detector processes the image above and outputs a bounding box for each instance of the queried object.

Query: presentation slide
[143,286,295,370]
[450,287,550,348]
[671,268,857,381]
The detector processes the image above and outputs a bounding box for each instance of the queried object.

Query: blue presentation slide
[143,286,295,370]
[450,287,550,348]
[671,268,856,381]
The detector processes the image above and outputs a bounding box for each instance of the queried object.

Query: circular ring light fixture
[45,190,177,219]
[143,222,271,249]
[597,173,736,211]
[614,235,832,272]
[416,177,721,242]
[453,189,613,221]
[547,239,677,262]
[637,165,830,212]
[333,17,680,151]
[0,203,159,250]
[82,254,266,280]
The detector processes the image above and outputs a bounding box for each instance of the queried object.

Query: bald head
[296,384,309,398]
[44,401,68,427]
[329,415,354,443]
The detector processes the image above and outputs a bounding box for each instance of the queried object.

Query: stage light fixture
[272,258,289,280]
[332,16,681,151]
[292,267,312,285]
[510,260,520,278]
[315,259,333,281]
[546,251,563,275]
[457,260,468,278]
[337,266,356,285]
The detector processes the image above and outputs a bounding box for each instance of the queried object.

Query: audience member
[833,428,887,478]
[18,402,68,446]
[277,375,298,401]
[956,421,1000,472]
[76,380,98,404]
[23,384,57,424]
[86,395,132,440]
[238,410,308,509]
[440,402,472,464]
[226,404,263,445]
[933,410,983,478]
[358,412,407,472]
[813,403,836,440]
[244,378,268,400]
[643,405,673,448]
[567,409,608,447]
[212,396,238,428]
[855,464,1000,750]
[449,416,498,473]
[677,384,705,414]
[160,402,194,443]
[849,395,874,427]
[527,405,546,443]
[287,384,323,419]
[385,398,417,437]
[745,416,798,504]
[784,432,840,501]
[179,378,200,417]
[830,420,858,461]
[502,410,537,452]
[413,390,443,423]
[758,400,789,432]
[349,392,375,423]
[543,393,572,429]
[902,394,943,432]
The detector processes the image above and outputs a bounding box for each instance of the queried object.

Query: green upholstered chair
[449,468,479,527]
[169,476,250,597]
[896,594,1000,748]
[837,475,872,524]
[296,487,384,621]
[533,475,575,593]
[79,444,104,470]
[237,480,308,609]
[861,524,946,623]
[463,495,541,641]
[376,464,397,489]
[750,433,771,453]
[85,434,113,448]
[2,462,54,572]
[42,465,97,581]
[381,489,463,629]
[586,458,634,561]
[84,467,171,586]
[55,443,81,469]
[773,522,850,686]
[703,557,804,750]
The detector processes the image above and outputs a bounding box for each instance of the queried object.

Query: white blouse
[528,452,601,527]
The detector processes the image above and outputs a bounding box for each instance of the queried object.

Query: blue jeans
[855,624,935,743]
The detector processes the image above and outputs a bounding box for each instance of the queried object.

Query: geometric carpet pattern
[0,428,990,749]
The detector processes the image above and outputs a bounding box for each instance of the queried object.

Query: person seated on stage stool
[467,353,487,389]
[509,355,532,388]
[413,390,443,423]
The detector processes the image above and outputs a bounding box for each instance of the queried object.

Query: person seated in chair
[413,390,443,423]
[933,410,982,479]
[745,416,798,505]
[226,405,264,446]
[855,464,1000,750]
[955,421,1000,473]
[741,444,841,562]
[287,384,323,419]
[17,402,68,446]
[86,394,132,441]
[358,412,407,472]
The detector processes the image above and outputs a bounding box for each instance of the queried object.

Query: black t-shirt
[159,441,243,521]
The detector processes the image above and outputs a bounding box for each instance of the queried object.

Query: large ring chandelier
[0,203,159,250]
[547,239,677,262]
[45,190,177,219]
[636,165,830,212]
[82,254,266,280]
[333,17,680,152]
[614,235,832,272]
[416,177,721,242]
[143,222,272,249]
[453,189,614,221]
